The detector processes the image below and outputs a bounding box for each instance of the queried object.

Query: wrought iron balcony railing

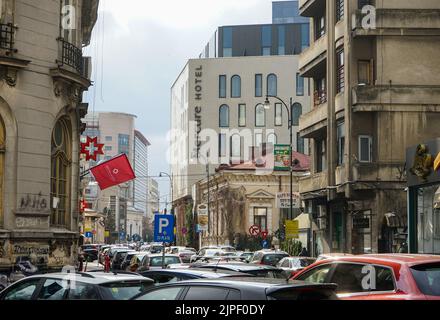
[0,23,17,54]
[314,90,327,107]
[58,38,83,74]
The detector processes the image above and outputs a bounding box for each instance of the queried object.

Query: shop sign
[274,145,291,171]
[276,192,301,209]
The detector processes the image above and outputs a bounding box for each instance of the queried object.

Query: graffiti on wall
[19,192,48,212]
[15,216,48,229]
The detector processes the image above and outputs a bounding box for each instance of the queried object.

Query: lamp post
[263,95,295,222]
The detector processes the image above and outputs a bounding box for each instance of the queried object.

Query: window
[314,77,327,106]
[105,136,112,142]
[337,121,345,165]
[261,25,272,56]
[336,48,345,93]
[219,75,226,98]
[315,15,325,40]
[231,134,241,158]
[267,133,277,146]
[104,146,112,151]
[219,105,229,127]
[238,104,246,127]
[296,264,333,284]
[278,25,285,55]
[255,74,263,97]
[137,287,184,301]
[291,103,302,126]
[336,0,344,22]
[296,73,305,96]
[67,283,99,300]
[219,134,227,157]
[358,0,372,9]
[359,135,372,163]
[223,27,233,57]
[297,133,305,154]
[254,208,268,231]
[301,23,310,50]
[118,134,130,155]
[411,263,440,296]
[267,74,277,96]
[38,279,68,300]
[255,133,263,148]
[330,264,395,293]
[275,103,282,126]
[231,75,241,98]
[358,60,373,85]
[316,138,326,173]
[255,104,266,127]
[51,117,72,227]
[184,286,230,300]
[2,279,40,300]
[0,116,4,227]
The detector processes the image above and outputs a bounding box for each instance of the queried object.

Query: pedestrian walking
[104,253,111,273]
[78,253,84,272]
[299,247,310,257]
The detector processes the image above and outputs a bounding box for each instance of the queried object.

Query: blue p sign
[154,215,175,243]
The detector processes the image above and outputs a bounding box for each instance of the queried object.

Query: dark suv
[250,250,290,267]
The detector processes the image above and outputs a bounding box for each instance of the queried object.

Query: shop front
[407,139,440,254]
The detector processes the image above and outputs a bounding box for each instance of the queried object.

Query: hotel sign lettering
[194,65,203,159]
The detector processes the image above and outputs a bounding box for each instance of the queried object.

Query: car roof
[148,254,180,257]
[142,268,247,278]
[22,272,153,285]
[193,263,280,271]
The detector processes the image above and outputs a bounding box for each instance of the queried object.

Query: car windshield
[205,250,222,256]
[410,263,440,296]
[299,259,315,267]
[263,254,289,265]
[150,256,181,267]
[247,269,285,279]
[100,281,152,300]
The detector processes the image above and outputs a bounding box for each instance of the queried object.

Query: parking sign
[154,215,175,243]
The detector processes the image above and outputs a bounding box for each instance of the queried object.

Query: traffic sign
[261,231,268,240]
[119,231,126,240]
[262,240,269,249]
[154,215,175,243]
[85,232,93,238]
[249,225,261,237]
[285,220,299,239]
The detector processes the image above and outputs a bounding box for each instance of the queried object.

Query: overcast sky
[84,0,274,208]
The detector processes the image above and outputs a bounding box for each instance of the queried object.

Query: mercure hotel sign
[194,65,203,159]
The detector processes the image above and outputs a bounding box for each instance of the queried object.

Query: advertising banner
[276,192,301,209]
[274,144,291,171]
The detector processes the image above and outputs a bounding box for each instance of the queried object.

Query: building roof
[134,130,151,146]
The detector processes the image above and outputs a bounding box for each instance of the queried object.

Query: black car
[111,250,136,270]
[132,277,338,300]
[0,272,154,300]
[139,268,252,285]
[190,263,286,279]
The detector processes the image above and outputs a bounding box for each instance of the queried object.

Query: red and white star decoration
[80,136,104,161]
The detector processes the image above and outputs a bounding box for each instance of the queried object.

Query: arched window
[231,134,241,158]
[255,104,266,127]
[267,74,277,96]
[231,75,241,98]
[51,117,72,227]
[267,133,277,146]
[291,103,303,126]
[219,104,230,127]
[0,115,5,227]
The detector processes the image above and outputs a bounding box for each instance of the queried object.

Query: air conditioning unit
[82,56,92,79]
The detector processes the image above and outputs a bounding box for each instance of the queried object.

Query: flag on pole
[90,154,136,190]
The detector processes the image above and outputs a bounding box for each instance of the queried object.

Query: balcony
[352,85,440,112]
[299,0,325,18]
[57,38,83,74]
[352,9,440,37]
[299,96,327,139]
[352,162,407,189]
[298,34,327,78]
[299,171,328,196]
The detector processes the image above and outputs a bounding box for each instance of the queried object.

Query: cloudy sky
[84,0,274,207]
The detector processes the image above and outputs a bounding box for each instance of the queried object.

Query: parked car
[111,250,136,270]
[107,246,130,261]
[136,254,183,272]
[169,247,197,263]
[132,277,338,300]
[277,257,316,278]
[0,272,154,300]
[191,263,286,279]
[190,248,231,263]
[315,253,354,262]
[238,252,254,263]
[128,252,150,272]
[139,268,252,285]
[250,250,290,266]
[293,254,440,300]
[98,245,112,265]
[120,251,141,271]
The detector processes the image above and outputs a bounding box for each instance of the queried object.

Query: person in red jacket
[104,254,111,273]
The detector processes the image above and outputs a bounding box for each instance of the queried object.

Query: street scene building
[0,0,98,271]
[297,0,440,256]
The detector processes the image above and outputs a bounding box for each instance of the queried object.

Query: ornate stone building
[0,0,99,271]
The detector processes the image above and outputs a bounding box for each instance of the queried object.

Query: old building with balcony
[0,0,99,271]
[298,0,440,255]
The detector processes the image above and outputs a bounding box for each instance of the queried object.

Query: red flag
[90,154,136,190]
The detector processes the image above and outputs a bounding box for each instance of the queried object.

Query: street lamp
[264,95,296,221]
[159,172,175,245]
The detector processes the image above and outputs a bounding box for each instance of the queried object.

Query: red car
[292,254,440,300]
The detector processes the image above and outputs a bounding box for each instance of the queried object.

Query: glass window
[219,75,226,98]
[254,207,268,231]
[291,103,302,126]
[184,286,230,300]
[223,27,233,57]
[2,279,40,300]
[314,77,327,106]
[219,134,227,157]
[336,48,345,93]
[359,136,372,163]
[101,281,152,300]
[219,105,229,127]
[104,146,112,151]
[105,136,112,142]
[337,121,345,165]
[231,75,241,98]
[262,26,272,56]
[67,283,99,300]
[231,134,241,158]
[411,263,440,296]
[238,104,246,127]
[38,279,69,300]
[267,133,277,146]
[267,74,277,96]
[315,15,326,40]
[118,134,130,155]
[275,103,282,126]
[417,186,440,254]
[296,73,305,96]
[296,264,333,284]
[255,74,263,97]
[316,138,326,173]
[358,60,372,85]
[149,256,181,267]
[255,133,263,148]
[278,25,285,55]
[136,286,184,300]
[336,0,345,22]
[255,104,266,127]
[300,23,310,50]
[297,133,305,154]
